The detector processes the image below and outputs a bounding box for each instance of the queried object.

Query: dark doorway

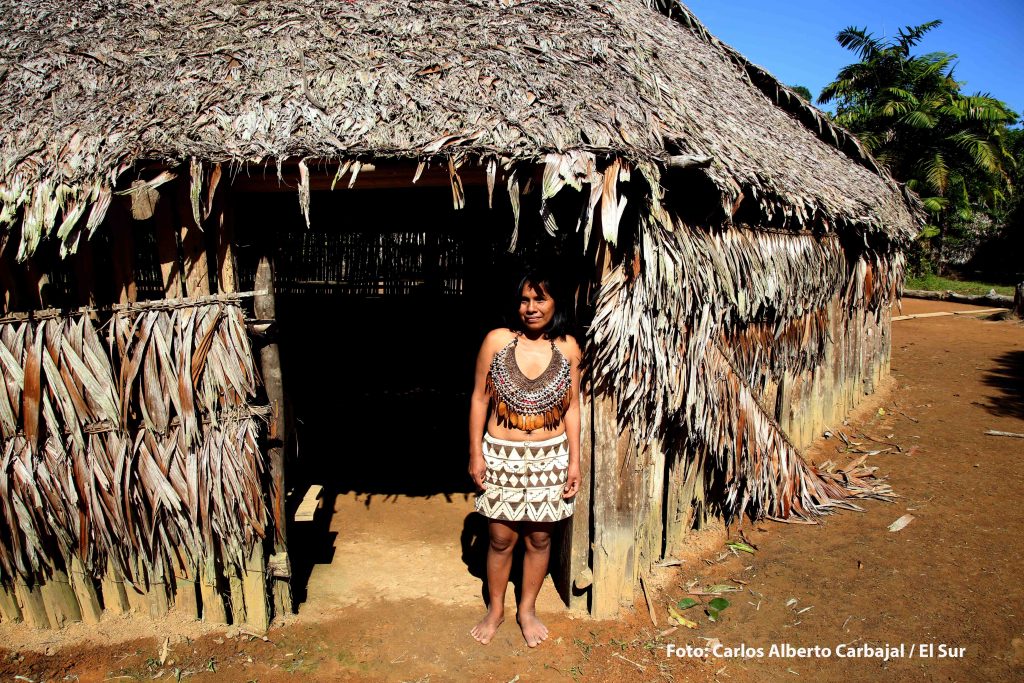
[234,178,590,611]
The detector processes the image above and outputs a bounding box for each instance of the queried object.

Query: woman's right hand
[468,453,487,491]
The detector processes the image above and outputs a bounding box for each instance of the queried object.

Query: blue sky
[685,0,1024,121]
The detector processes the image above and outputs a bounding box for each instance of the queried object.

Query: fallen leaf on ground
[888,514,915,532]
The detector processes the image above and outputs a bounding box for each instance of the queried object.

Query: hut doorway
[233,182,572,616]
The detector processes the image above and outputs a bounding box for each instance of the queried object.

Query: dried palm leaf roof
[0,0,920,256]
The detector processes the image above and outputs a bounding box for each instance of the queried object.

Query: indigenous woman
[468,272,581,647]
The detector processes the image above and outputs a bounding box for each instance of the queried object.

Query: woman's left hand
[562,462,581,499]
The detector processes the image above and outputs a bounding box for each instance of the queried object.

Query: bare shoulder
[481,328,517,353]
[555,334,582,363]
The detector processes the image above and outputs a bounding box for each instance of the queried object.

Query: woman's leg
[470,519,518,644]
[518,521,552,647]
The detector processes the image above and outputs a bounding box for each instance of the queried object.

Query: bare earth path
[0,300,1021,682]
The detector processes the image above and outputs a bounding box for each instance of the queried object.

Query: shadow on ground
[982,349,1024,420]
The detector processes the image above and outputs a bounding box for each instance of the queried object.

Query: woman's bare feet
[470,608,504,644]
[517,611,549,647]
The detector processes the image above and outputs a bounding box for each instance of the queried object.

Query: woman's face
[519,281,555,333]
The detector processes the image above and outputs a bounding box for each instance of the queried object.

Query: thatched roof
[0,0,920,258]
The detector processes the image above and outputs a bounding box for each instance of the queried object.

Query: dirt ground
[1,299,1022,682]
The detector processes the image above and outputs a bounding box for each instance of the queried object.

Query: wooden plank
[109,200,138,304]
[100,558,130,614]
[178,181,210,297]
[255,255,292,618]
[590,393,639,618]
[229,572,246,626]
[154,188,183,298]
[148,570,170,619]
[294,485,324,522]
[14,580,51,629]
[172,549,200,618]
[636,438,666,576]
[124,579,150,614]
[240,544,270,632]
[39,568,82,628]
[566,392,593,612]
[0,584,23,623]
[199,556,228,624]
[69,556,102,624]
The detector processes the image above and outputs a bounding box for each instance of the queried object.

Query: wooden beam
[100,558,130,615]
[228,162,490,193]
[294,485,323,523]
[171,551,200,618]
[0,584,23,623]
[254,255,292,618]
[636,439,666,576]
[177,182,210,297]
[69,556,102,624]
[590,394,640,618]
[566,392,593,612]
[240,544,270,632]
[39,568,82,628]
[199,556,228,624]
[154,189,184,298]
[14,579,51,629]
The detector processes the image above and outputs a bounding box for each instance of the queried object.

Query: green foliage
[789,84,814,102]
[819,20,1019,275]
[677,597,699,610]
[904,273,1015,296]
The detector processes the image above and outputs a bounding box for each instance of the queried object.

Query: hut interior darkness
[0,0,923,628]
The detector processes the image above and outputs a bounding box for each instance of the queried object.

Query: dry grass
[0,303,265,588]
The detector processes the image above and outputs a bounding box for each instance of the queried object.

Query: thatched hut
[0,0,920,628]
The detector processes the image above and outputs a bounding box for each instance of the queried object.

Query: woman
[468,272,581,647]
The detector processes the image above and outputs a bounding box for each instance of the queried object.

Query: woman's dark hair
[506,270,573,340]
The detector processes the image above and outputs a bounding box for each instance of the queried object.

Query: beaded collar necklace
[486,333,572,432]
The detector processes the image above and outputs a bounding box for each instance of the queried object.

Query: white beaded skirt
[474,432,574,523]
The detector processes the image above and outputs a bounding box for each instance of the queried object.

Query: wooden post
[100,558,130,614]
[563,391,593,612]
[590,393,640,618]
[154,189,183,299]
[240,544,270,632]
[255,255,293,618]
[172,552,200,618]
[199,556,228,624]
[148,567,170,619]
[178,182,210,298]
[635,439,666,576]
[1015,282,1024,318]
[14,579,51,629]
[69,556,102,624]
[110,200,138,304]
[0,584,23,623]
[39,568,82,628]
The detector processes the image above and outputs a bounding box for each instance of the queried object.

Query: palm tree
[819,21,1018,271]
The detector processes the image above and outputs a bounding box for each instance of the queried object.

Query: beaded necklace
[486,333,572,432]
